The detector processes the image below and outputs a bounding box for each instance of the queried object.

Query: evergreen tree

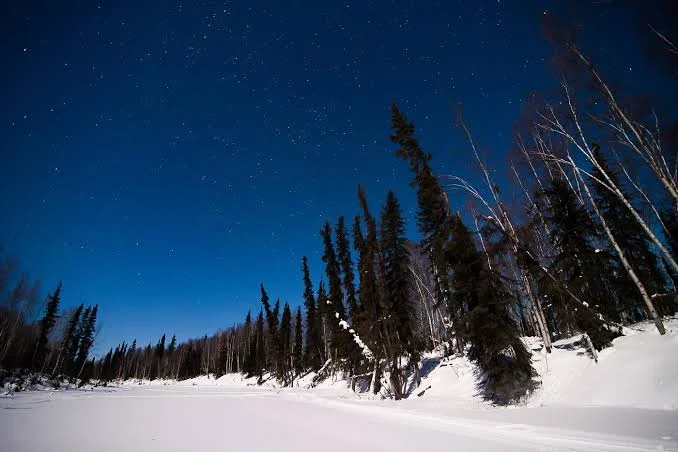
[152,333,166,379]
[243,310,252,365]
[216,335,228,378]
[390,105,459,350]
[155,334,166,359]
[355,188,380,326]
[390,105,449,241]
[260,284,280,376]
[100,349,113,382]
[320,222,353,365]
[34,282,61,369]
[53,304,83,377]
[75,305,98,378]
[167,335,176,354]
[126,339,137,379]
[78,358,95,386]
[302,257,321,369]
[244,310,252,330]
[379,191,414,352]
[663,206,678,260]
[272,299,281,374]
[293,306,304,375]
[254,309,265,380]
[591,144,672,317]
[279,302,292,383]
[178,345,201,380]
[355,189,383,374]
[337,214,364,373]
[336,216,359,321]
[661,206,678,287]
[244,309,266,380]
[540,178,621,350]
[449,216,537,404]
[316,278,329,363]
[353,215,364,253]
[68,306,90,375]
[379,191,416,398]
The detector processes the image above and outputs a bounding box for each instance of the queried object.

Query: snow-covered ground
[2,319,677,451]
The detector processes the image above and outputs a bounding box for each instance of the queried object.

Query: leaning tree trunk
[538,82,678,275]
[572,159,666,335]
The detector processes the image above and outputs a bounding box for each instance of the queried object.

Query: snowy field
[2,319,677,451]
[1,384,676,451]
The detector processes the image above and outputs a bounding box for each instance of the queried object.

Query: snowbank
[405,318,678,411]
[530,318,678,410]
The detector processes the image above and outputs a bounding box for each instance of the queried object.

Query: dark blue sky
[1,1,662,354]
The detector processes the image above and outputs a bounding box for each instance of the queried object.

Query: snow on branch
[326,300,374,361]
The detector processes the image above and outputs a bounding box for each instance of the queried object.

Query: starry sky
[1,1,667,354]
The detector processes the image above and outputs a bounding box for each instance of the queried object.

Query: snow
[1,383,675,451]
[530,319,678,410]
[1,319,677,451]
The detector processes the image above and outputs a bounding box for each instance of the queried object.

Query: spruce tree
[353,216,364,253]
[390,105,449,241]
[449,216,537,404]
[244,310,252,330]
[302,257,321,369]
[100,349,113,382]
[53,304,83,377]
[320,222,353,365]
[355,187,382,354]
[293,307,304,375]
[34,282,61,370]
[260,284,280,376]
[167,335,176,354]
[78,358,95,386]
[75,305,98,379]
[272,299,281,374]
[67,305,90,376]
[379,191,413,352]
[591,145,671,317]
[663,206,678,260]
[316,278,329,363]
[216,336,228,378]
[336,216,359,322]
[390,105,459,350]
[126,339,137,379]
[243,315,258,377]
[254,309,265,380]
[379,190,416,398]
[321,222,346,322]
[661,206,678,288]
[179,345,201,380]
[336,215,364,373]
[279,302,292,383]
[155,334,166,359]
[242,310,252,367]
[152,333,166,379]
[540,178,620,349]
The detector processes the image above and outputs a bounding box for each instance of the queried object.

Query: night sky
[0,1,658,354]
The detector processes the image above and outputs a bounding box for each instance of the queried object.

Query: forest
[1,14,676,405]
